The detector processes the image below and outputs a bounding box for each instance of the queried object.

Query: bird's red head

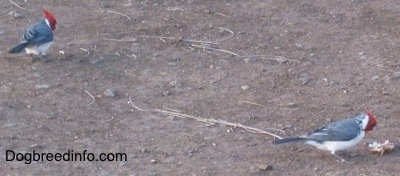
[365,111,377,131]
[43,9,57,30]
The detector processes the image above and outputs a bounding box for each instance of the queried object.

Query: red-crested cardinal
[8,9,57,61]
[272,112,377,164]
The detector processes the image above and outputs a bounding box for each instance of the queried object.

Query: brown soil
[1,0,399,175]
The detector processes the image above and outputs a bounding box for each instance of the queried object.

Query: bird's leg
[29,54,41,61]
[41,53,51,62]
[341,150,357,157]
[331,151,354,164]
[29,54,37,61]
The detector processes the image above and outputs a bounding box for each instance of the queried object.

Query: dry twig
[84,90,95,106]
[103,37,137,43]
[167,7,185,11]
[213,27,235,42]
[9,0,34,11]
[162,105,182,113]
[154,109,284,139]
[94,10,132,21]
[128,97,148,111]
[79,48,90,56]
[102,116,114,123]
[238,100,300,111]
[141,35,218,45]
[191,44,240,57]
[240,55,300,63]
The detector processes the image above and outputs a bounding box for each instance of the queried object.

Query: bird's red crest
[43,9,57,30]
[365,111,377,131]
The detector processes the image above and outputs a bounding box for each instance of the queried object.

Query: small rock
[150,159,158,164]
[241,85,249,90]
[104,88,117,97]
[339,102,350,107]
[256,164,273,171]
[36,84,52,89]
[187,147,197,154]
[90,59,103,65]
[287,102,298,108]
[299,77,310,85]
[162,91,171,96]
[169,80,178,87]
[371,75,380,80]
[392,72,400,79]
[142,148,149,153]
[9,11,23,18]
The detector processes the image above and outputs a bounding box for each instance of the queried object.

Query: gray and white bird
[272,112,377,163]
[8,9,57,61]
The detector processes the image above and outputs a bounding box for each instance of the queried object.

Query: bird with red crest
[9,9,57,61]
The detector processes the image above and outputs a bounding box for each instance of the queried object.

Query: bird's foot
[332,153,354,164]
[341,150,357,157]
[336,158,354,164]
[30,54,40,61]
[40,54,52,62]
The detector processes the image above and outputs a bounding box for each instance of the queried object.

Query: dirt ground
[0,0,399,175]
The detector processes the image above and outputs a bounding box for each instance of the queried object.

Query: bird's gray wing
[21,20,53,45]
[306,118,361,141]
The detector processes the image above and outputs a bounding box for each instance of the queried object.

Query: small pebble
[104,88,117,97]
[36,84,52,89]
[392,72,400,78]
[90,59,103,65]
[9,11,23,18]
[256,164,273,171]
[371,75,380,80]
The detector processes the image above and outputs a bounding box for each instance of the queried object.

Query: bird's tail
[8,43,29,54]
[272,137,309,144]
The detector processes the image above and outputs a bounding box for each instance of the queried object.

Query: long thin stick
[9,0,34,11]
[191,44,240,57]
[213,27,235,42]
[103,37,137,43]
[141,35,218,45]
[128,97,148,111]
[94,10,132,21]
[79,48,90,56]
[239,100,300,111]
[154,109,284,139]
[240,55,300,63]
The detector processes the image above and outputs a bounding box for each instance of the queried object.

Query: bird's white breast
[305,131,365,152]
[25,42,53,55]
